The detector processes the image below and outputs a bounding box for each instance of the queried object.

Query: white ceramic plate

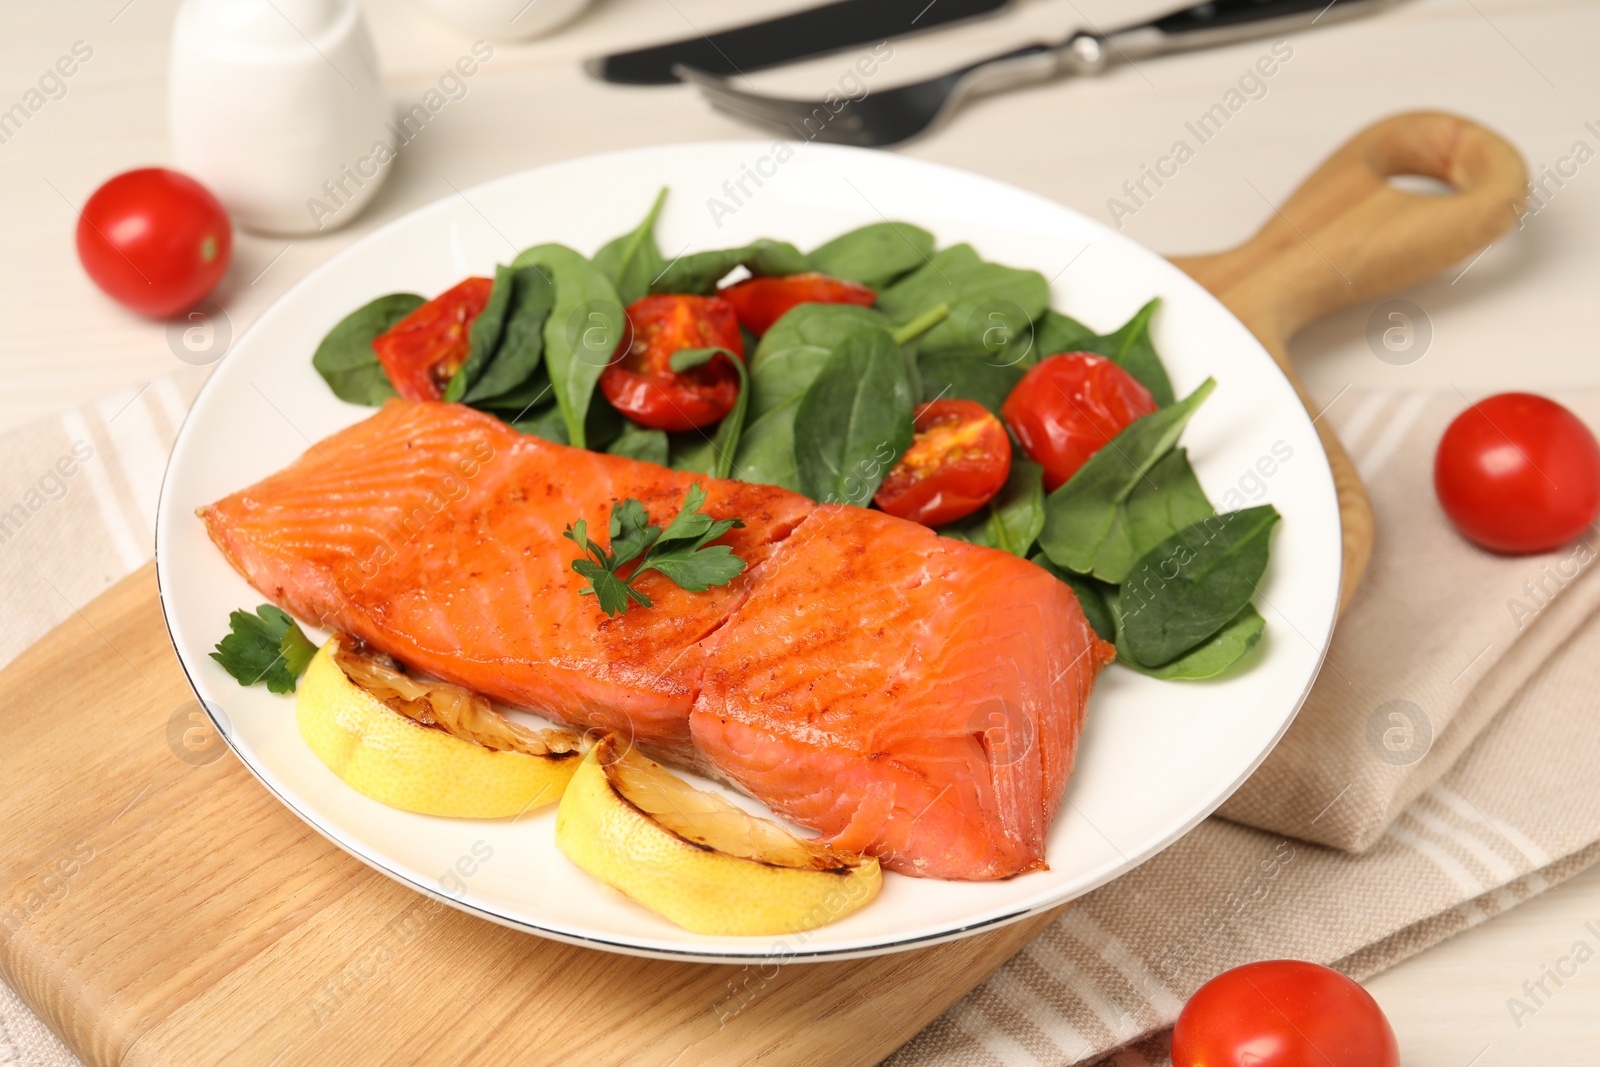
[155,142,1341,962]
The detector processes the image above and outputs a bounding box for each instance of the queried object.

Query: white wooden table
[3,0,1599,1061]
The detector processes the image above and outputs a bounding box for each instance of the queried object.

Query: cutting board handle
[1172,111,1529,610]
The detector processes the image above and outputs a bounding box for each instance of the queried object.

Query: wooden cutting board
[0,112,1524,1067]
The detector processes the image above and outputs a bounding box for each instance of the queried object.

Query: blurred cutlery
[678,0,1396,147]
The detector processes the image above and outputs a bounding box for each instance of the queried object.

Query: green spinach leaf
[1118,505,1280,667]
[731,398,801,491]
[888,305,951,401]
[670,347,747,479]
[510,244,625,449]
[650,239,807,295]
[942,459,1045,557]
[311,293,424,406]
[746,303,942,422]
[511,390,622,450]
[793,327,913,506]
[917,351,1025,416]
[511,405,566,441]
[1037,379,1215,580]
[1030,309,1098,359]
[748,304,894,419]
[607,421,669,466]
[805,221,935,288]
[1087,447,1218,585]
[874,244,1049,360]
[668,432,717,476]
[461,265,555,404]
[473,367,552,415]
[1125,448,1214,554]
[1100,300,1175,408]
[1117,603,1264,680]
[444,264,516,402]
[593,187,668,306]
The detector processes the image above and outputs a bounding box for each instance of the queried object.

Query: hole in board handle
[1386,174,1456,197]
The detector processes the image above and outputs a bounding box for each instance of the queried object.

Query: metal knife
[586,0,1014,86]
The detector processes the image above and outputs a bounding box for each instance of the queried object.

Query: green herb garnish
[211,605,316,694]
[563,484,746,617]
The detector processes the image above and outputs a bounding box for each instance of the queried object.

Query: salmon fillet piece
[200,400,811,764]
[691,506,1114,879]
[201,400,1114,878]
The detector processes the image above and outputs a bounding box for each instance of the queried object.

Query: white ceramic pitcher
[169,0,392,235]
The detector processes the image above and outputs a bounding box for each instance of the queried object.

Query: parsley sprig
[211,605,317,694]
[563,484,746,617]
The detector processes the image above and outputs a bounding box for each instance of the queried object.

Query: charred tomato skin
[874,399,1012,527]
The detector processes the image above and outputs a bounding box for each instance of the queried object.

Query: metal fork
[677,0,1396,148]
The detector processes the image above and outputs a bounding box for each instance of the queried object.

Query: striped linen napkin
[2,380,1598,1067]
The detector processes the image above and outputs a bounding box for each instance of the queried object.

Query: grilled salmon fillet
[201,400,1114,878]
[691,505,1111,879]
[200,400,810,765]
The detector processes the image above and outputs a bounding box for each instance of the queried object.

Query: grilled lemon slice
[297,635,582,817]
[555,734,881,935]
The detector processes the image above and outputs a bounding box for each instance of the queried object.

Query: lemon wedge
[297,635,582,818]
[555,734,881,935]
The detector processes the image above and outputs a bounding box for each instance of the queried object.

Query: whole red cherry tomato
[1001,353,1156,491]
[75,168,231,318]
[874,400,1012,527]
[600,294,745,431]
[372,277,494,401]
[1172,960,1399,1067]
[1435,392,1600,554]
[720,272,876,335]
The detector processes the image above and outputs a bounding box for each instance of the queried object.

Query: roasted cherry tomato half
[1434,392,1600,554]
[1172,960,1399,1067]
[720,272,876,336]
[600,294,745,432]
[874,400,1012,527]
[75,167,232,318]
[372,277,494,401]
[1001,352,1156,491]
